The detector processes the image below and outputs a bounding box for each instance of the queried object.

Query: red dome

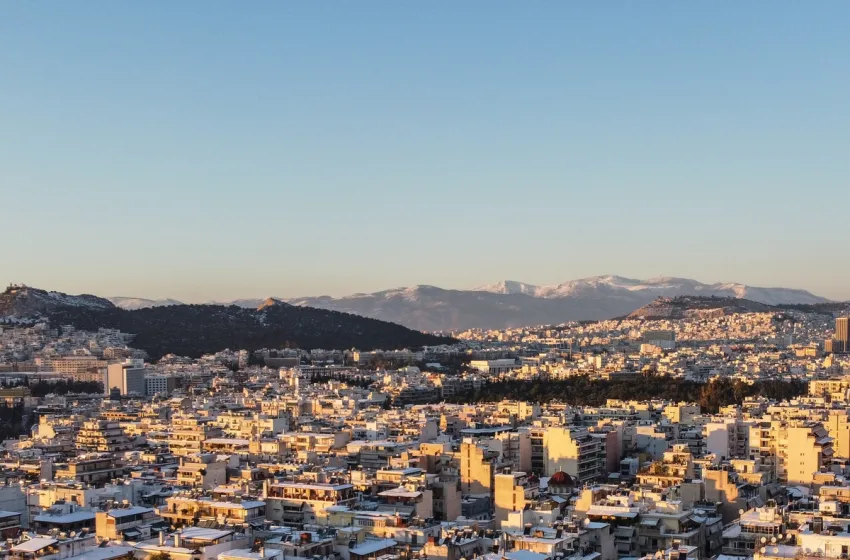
[549,471,574,486]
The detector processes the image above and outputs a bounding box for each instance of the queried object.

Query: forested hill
[2,286,455,360]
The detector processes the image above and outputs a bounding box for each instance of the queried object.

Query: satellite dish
[583,519,591,526]
[773,548,780,554]
[761,537,767,544]
[761,548,767,554]
[739,509,745,515]
[772,537,777,543]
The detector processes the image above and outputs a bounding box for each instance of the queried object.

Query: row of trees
[308,374,374,389]
[444,375,807,413]
[0,403,33,440]
[27,380,103,397]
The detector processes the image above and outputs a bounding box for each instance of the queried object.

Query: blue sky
[2,2,849,301]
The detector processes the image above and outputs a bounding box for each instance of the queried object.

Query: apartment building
[158,496,265,527]
[94,506,161,540]
[543,426,603,482]
[264,481,356,526]
[460,442,497,496]
[144,374,176,396]
[494,471,539,528]
[176,454,227,489]
[469,359,519,376]
[704,418,752,460]
[168,416,223,456]
[749,421,834,485]
[54,456,127,485]
[37,356,107,376]
[75,419,133,453]
[826,411,850,459]
[214,410,288,438]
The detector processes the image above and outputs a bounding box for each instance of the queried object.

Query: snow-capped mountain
[475,280,543,296]
[98,275,831,332]
[279,276,829,331]
[475,276,827,306]
[109,297,183,310]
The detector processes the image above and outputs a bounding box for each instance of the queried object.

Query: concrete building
[145,374,176,396]
[494,471,538,528]
[469,359,519,375]
[264,481,356,526]
[835,317,850,354]
[169,416,223,456]
[75,419,133,453]
[704,418,751,460]
[543,426,603,482]
[826,411,850,459]
[176,453,227,489]
[95,506,161,540]
[104,360,146,396]
[749,421,834,484]
[460,442,496,496]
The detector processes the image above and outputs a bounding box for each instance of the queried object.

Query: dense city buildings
[2,293,850,560]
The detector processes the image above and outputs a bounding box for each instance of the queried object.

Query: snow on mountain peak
[110,297,183,310]
[475,280,540,296]
[469,276,828,305]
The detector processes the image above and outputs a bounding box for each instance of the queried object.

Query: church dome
[549,470,574,487]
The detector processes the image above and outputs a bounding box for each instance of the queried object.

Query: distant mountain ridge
[1,286,453,359]
[105,275,831,332]
[109,296,184,310]
[473,275,827,304]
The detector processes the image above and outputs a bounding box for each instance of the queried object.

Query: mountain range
[107,275,831,331]
[0,286,453,359]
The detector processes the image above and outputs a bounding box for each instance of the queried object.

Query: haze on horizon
[2,2,849,302]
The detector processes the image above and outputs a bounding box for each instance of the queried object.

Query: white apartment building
[469,359,520,375]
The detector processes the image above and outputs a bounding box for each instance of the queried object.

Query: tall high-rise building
[836,317,850,353]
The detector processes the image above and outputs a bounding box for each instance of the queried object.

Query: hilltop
[1,285,454,359]
[626,295,850,320]
[626,295,781,320]
[1,285,113,317]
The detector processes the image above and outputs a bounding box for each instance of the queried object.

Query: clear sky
[2,2,849,302]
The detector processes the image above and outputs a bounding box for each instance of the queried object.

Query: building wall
[783,426,824,485]
[460,442,493,496]
[705,422,732,460]
[105,364,146,396]
[826,412,850,459]
[494,474,525,529]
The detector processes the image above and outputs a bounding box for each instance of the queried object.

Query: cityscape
[3,4,850,560]
[1,282,850,560]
